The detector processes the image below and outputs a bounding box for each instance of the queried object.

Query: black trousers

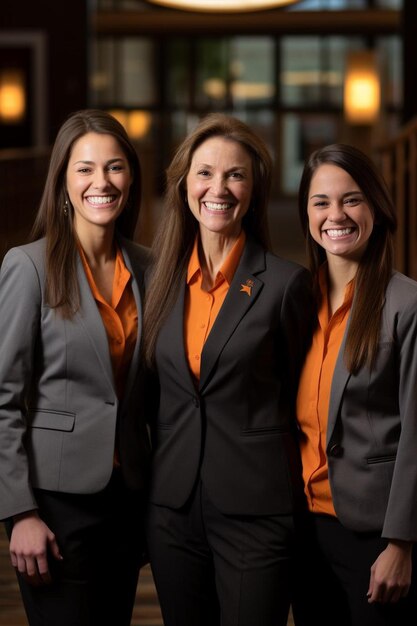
[5,470,146,626]
[291,513,417,626]
[146,480,294,626]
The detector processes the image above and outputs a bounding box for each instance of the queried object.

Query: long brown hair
[298,143,397,374]
[31,108,141,317]
[143,113,273,366]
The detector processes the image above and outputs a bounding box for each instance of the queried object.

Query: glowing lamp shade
[145,0,299,12]
[109,109,152,140]
[0,70,26,123]
[344,51,380,125]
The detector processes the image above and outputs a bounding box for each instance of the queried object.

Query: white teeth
[326,228,354,238]
[204,202,232,211]
[87,196,115,205]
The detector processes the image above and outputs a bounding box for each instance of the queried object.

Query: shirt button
[194,355,200,361]
[200,323,206,329]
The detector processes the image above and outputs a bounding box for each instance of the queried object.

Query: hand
[367,540,412,604]
[9,510,63,586]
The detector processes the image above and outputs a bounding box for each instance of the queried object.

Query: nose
[327,202,346,222]
[92,168,110,190]
[210,174,228,196]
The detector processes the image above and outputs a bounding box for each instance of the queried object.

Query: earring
[63,200,69,216]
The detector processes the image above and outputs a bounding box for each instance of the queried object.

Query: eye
[229,171,244,180]
[77,167,91,174]
[312,200,327,208]
[344,196,361,206]
[108,164,123,172]
[197,169,210,176]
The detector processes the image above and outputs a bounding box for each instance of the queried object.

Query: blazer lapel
[118,240,144,403]
[75,254,115,392]
[162,278,198,394]
[327,323,351,445]
[199,238,265,392]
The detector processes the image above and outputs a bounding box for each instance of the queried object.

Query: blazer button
[329,444,343,457]
[192,396,200,408]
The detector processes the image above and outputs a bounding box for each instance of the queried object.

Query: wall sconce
[145,0,299,11]
[0,69,26,123]
[109,109,152,140]
[344,51,380,125]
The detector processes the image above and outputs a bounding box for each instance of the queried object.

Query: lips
[203,201,233,211]
[324,227,355,238]
[86,195,117,205]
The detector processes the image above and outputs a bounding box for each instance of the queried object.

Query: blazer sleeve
[382,285,417,540]
[0,247,41,520]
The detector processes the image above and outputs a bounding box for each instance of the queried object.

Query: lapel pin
[240,278,254,296]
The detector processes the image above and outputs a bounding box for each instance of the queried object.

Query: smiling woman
[293,143,417,626]
[142,112,315,626]
[0,109,151,626]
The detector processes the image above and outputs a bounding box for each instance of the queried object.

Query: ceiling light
[146,0,299,12]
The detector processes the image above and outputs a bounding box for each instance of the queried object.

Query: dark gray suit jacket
[148,237,315,516]
[0,236,151,521]
[327,271,417,541]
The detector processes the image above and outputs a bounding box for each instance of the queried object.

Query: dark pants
[5,470,146,626]
[291,513,417,626]
[146,481,294,626]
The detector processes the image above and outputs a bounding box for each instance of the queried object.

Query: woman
[0,109,151,626]
[143,113,314,626]
[293,143,417,626]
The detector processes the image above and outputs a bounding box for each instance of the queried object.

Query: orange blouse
[296,265,354,516]
[184,232,246,381]
[78,244,138,400]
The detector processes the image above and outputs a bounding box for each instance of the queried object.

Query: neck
[326,256,357,316]
[198,229,240,288]
[76,225,116,268]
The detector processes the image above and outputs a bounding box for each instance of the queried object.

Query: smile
[325,227,355,238]
[86,195,116,205]
[204,201,233,211]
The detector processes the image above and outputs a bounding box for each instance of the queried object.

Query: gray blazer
[327,271,417,541]
[0,236,151,521]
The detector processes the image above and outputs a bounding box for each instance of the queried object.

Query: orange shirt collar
[78,243,130,306]
[187,231,246,286]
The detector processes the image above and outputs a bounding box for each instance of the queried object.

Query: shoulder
[0,239,46,302]
[265,249,309,277]
[382,272,417,334]
[244,236,310,283]
[1,238,46,274]
[263,250,312,296]
[385,271,417,306]
[118,237,152,271]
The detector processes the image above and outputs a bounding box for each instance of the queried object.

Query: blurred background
[0,1,416,623]
[2,0,416,273]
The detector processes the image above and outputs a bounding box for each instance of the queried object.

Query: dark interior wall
[402,0,417,124]
[2,0,89,145]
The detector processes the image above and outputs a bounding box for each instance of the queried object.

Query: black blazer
[148,237,314,516]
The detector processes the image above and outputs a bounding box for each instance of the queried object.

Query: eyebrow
[72,157,125,165]
[194,162,249,171]
[309,190,363,199]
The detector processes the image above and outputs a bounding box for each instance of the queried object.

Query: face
[66,132,132,236]
[185,136,253,240]
[307,163,374,263]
